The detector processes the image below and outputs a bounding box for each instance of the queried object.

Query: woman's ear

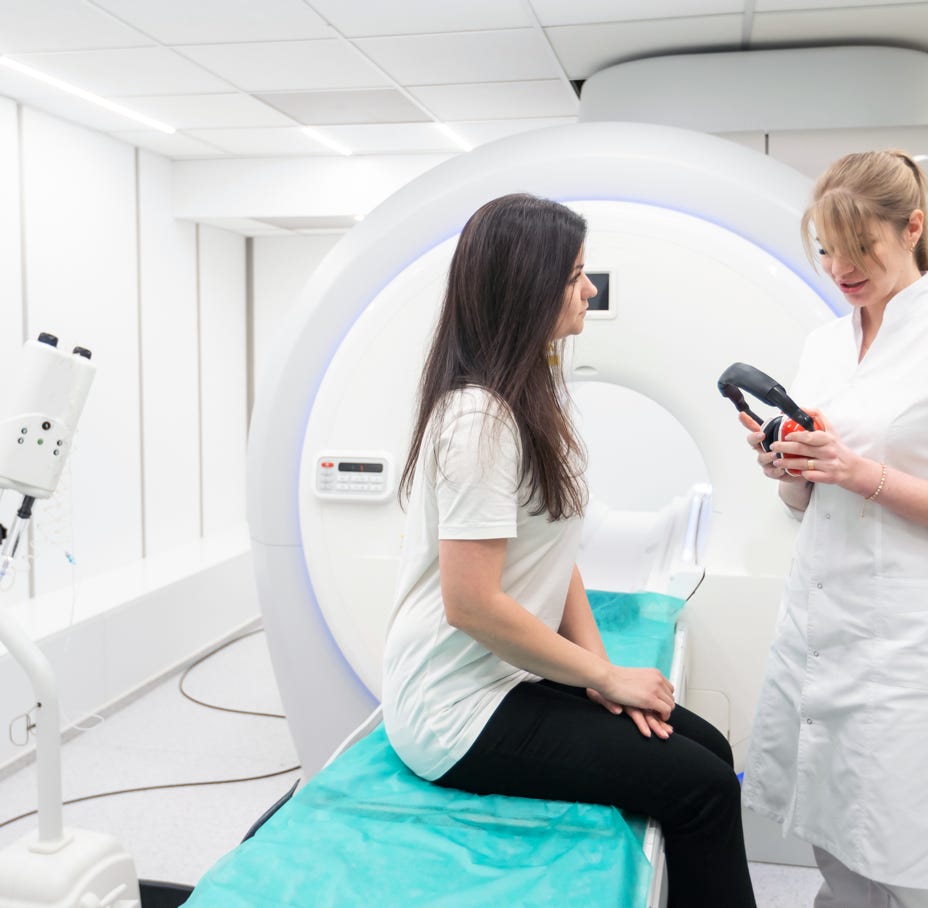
[906,208,924,249]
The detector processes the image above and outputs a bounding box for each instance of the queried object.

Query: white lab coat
[742,272,928,889]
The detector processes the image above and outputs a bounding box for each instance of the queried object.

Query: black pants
[436,680,756,908]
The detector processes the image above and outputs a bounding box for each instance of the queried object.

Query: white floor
[0,627,824,904]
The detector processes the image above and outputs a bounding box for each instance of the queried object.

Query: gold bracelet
[866,463,887,502]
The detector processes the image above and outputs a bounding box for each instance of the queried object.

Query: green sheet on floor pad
[184,590,684,908]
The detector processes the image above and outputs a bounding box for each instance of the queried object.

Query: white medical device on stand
[0,334,140,908]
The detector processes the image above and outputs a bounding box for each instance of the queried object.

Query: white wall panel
[0,97,28,605]
[768,126,928,180]
[137,150,200,556]
[252,233,341,393]
[198,225,247,535]
[20,109,142,595]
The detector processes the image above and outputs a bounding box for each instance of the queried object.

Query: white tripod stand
[0,334,140,908]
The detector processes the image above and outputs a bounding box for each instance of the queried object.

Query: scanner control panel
[313,453,392,502]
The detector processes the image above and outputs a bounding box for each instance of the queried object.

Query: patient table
[184,589,685,908]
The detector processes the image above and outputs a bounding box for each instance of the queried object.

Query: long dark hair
[400,193,588,520]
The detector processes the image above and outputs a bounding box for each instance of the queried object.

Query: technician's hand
[739,412,807,483]
[586,689,674,739]
[771,409,869,492]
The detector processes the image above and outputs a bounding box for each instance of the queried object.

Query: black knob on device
[37,332,59,347]
[73,346,92,360]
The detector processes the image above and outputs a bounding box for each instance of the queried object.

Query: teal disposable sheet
[185,590,684,908]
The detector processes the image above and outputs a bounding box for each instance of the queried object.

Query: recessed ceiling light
[0,56,176,134]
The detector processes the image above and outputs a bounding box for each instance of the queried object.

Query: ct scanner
[202,119,853,904]
[248,121,846,785]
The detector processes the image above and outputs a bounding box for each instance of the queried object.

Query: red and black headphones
[718,362,823,475]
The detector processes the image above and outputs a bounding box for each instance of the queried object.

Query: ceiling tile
[318,122,460,153]
[450,117,578,145]
[109,128,227,157]
[91,0,332,44]
[9,47,232,96]
[0,0,152,53]
[254,88,429,124]
[182,126,337,156]
[751,5,928,44]
[308,0,531,36]
[546,15,743,80]
[353,29,560,85]
[177,40,390,92]
[409,80,579,120]
[531,0,744,26]
[128,94,294,129]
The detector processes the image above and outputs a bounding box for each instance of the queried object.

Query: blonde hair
[801,150,927,274]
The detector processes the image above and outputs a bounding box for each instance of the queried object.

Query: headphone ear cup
[760,415,783,453]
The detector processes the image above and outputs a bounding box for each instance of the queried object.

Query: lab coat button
[816,582,823,589]
[813,650,820,657]
[806,718,813,724]
[825,513,831,519]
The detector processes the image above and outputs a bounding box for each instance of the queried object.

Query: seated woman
[382,193,755,908]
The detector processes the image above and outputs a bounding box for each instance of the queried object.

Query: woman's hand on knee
[625,707,674,739]
[598,666,675,719]
[586,689,674,738]
[586,688,624,715]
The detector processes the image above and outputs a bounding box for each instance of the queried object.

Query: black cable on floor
[0,626,301,832]
[178,628,286,719]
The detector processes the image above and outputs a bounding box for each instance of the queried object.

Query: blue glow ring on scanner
[247,121,841,766]
[250,120,842,546]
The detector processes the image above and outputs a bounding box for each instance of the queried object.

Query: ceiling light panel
[254,89,429,125]
[353,29,560,85]
[7,47,231,96]
[307,0,531,36]
[409,80,578,120]
[177,40,391,92]
[90,0,332,44]
[127,94,294,130]
[0,0,151,53]
[547,15,743,80]
[529,0,744,26]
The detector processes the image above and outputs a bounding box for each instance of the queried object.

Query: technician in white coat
[740,150,928,908]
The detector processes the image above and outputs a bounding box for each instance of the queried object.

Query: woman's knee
[670,707,734,768]
[664,761,742,836]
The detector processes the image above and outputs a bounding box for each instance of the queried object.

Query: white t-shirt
[382,386,583,780]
